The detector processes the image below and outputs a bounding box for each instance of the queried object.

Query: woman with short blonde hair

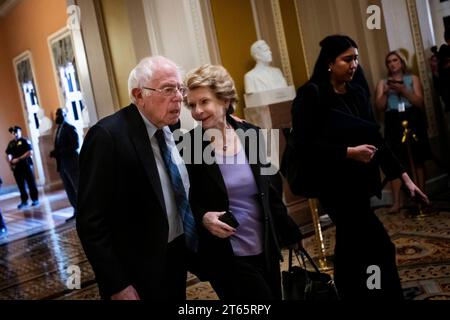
[184,64,302,300]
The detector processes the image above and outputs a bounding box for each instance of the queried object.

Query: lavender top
[217,148,263,256]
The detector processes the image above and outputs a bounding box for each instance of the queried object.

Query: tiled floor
[0,187,449,300]
[0,189,73,245]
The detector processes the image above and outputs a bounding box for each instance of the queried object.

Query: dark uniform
[5,137,39,205]
[0,177,6,234]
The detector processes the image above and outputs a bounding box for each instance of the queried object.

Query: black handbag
[280,129,321,198]
[282,247,339,300]
[280,83,323,198]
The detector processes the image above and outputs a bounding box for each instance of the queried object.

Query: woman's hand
[401,173,430,205]
[347,145,377,163]
[387,81,407,95]
[202,211,236,238]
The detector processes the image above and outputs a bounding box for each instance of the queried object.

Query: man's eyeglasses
[142,86,187,97]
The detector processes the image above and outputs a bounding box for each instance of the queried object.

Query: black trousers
[59,166,79,210]
[319,194,404,300]
[160,235,188,300]
[13,164,38,203]
[208,253,281,301]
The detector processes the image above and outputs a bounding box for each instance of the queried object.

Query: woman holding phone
[374,51,431,214]
[184,64,302,300]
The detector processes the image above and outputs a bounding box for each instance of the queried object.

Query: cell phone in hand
[387,79,404,85]
[218,210,239,228]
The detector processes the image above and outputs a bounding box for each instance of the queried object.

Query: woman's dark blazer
[185,116,301,278]
[291,81,404,198]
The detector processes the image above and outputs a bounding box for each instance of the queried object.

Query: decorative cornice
[406,0,438,138]
[293,0,310,79]
[198,0,221,64]
[250,0,261,39]
[142,0,162,55]
[187,0,210,66]
[270,0,294,86]
[0,0,20,18]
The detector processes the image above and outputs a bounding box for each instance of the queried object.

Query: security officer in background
[50,108,79,221]
[5,126,39,209]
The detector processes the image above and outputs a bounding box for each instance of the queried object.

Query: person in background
[184,64,302,300]
[50,108,80,222]
[374,51,431,214]
[5,126,39,209]
[430,46,440,84]
[290,35,428,299]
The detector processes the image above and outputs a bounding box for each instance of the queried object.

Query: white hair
[250,40,268,59]
[128,56,182,103]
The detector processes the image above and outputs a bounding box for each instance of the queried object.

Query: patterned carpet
[0,199,448,300]
[296,209,450,300]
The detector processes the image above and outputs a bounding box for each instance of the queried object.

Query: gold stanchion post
[401,120,435,219]
[308,198,332,271]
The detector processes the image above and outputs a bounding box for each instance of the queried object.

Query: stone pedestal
[244,86,296,108]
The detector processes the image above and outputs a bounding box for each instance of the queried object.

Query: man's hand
[10,158,19,165]
[111,285,140,300]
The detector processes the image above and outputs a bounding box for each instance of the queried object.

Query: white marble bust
[37,108,52,135]
[244,40,288,94]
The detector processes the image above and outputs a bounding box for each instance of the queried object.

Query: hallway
[0,189,73,245]
[0,188,448,300]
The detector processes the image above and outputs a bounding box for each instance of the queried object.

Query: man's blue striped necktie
[155,129,198,252]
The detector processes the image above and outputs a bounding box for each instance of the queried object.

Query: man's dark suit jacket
[77,104,177,299]
[53,121,79,172]
[186,116,302,281]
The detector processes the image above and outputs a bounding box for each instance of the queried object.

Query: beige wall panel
[0,21,24,185]
[76,0,117,119]
[251,0,284,71]
[125,0,152,61]
[100,0,137,108]
[296,0,389,95]
[279,0,309,88]
[0,0,68,187]
[210,0,258,117]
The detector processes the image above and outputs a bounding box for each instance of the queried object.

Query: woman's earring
[328,67,332,72]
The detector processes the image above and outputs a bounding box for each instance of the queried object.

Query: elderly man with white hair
[77,56,197,300]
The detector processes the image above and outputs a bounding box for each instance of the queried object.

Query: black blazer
[77,104,174,299]
[291,81,403,198]
[186,116,302,279]
[53,121,79,172]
